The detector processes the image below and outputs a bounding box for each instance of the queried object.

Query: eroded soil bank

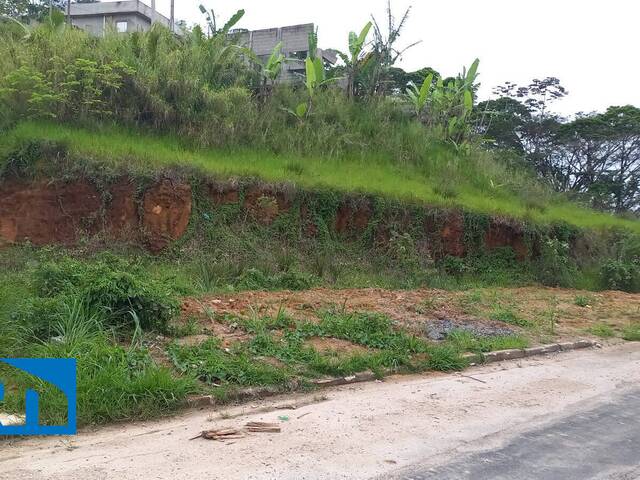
[0,176,545,258]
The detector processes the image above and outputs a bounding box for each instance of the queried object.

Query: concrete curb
[476,339,597,364]
[185,339,598,408]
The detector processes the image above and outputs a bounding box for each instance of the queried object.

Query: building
[69,1,169,36]
[232,24,337,82]
[68,5,335,82]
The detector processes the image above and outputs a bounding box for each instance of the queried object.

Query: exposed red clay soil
[142,180,192,252]
[183,287,640,343]
[105,178,139,237]
[0,178,548,259]
[485,220,528,260]
[0,179,101,246]
[243,187,292,225]
[335,201,372,235]
[208,182,240,206]
[440,212,465,257]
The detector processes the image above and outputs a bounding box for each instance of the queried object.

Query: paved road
[389,388,640,480]
[1,342,639,480]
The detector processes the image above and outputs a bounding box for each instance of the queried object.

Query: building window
[290,50,308,60]
[116,21,128,33]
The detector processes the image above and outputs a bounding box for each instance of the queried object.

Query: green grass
[2,121,639,232]
[588,323,616,338]
[622,324,640,341]
[489,307,532,327]
[167,310,547,392]
[446,330,529,353]
[0,332,196,426]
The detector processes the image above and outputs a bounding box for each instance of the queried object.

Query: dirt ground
[179,287,640,346]
[3,342,639,480]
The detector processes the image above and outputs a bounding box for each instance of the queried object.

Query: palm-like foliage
[337,21,372,98]
[368,1,421,96]
[406,59,480,144]
[262,42,285,84]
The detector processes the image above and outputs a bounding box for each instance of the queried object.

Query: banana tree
[406,58,480,144]
[285,55,336,123]
[337,22,372,98]
[405,72,434,117]
[262,42,284,84]
[198,5,245,37]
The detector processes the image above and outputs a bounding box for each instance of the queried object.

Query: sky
[150,0,639,117]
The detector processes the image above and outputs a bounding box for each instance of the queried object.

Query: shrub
[34,255,179,331]
[440,255,467,279]
[600,260,640,293]
[535,238,577,287]
[574,295,592,307]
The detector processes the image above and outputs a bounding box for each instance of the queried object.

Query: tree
[555,106,640,212]
[477,77,567,181]
[367,0,421,96]
[336,21,372,99]
[386,66,439,94]
[0,0,49,19]
[479,77,640,213]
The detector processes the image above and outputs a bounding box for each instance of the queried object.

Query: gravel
[425,315,516,340]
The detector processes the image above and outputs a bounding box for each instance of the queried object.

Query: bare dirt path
[1,342,639,480]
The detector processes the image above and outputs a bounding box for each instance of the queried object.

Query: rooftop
[69,0,169,24]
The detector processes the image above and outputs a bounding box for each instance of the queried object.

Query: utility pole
[66,0,71,25]
[170,0,174,32]
[151,0,156,23]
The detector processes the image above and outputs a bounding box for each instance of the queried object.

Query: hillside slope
[2,121,638,233]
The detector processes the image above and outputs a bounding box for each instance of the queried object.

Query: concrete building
[68,6,335,83]
[69,1,169,36]
[232,24,337,82]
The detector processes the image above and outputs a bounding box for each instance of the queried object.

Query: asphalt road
[389,388,640,480]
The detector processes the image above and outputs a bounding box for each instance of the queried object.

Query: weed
[588,324,615,338]
[489,307,531,327]
[457,290,484,314]
[574,295,594,308]
[5,122,638,233]
[2,335,195,426]
[446,330,529,353]
[168,315,201,338]
[415,297,443,314]
[440,256,467,280]
[622,324,640,341]
[423,345,468,371]
[168,338,293,387]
